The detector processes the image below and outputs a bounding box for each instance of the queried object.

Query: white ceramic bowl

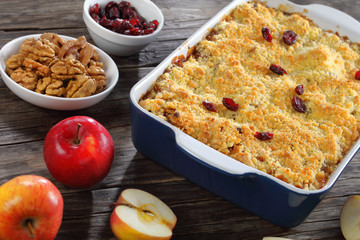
[0,34,119,111]
[83,0,164,56]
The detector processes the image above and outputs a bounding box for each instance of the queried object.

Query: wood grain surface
[0,0,359,239]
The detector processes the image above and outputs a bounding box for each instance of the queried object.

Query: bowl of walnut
[0,33,118,110]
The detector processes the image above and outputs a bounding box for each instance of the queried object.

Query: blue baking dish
[129,0,360,228]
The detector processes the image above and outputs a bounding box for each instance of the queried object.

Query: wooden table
[0,0,359,239]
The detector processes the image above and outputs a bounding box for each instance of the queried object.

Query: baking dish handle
[175,129,257,176]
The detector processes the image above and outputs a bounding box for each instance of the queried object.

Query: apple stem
[75,123,82,145]
[26,219,35,239]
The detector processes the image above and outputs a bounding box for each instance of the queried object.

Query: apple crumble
[139,1,360,190]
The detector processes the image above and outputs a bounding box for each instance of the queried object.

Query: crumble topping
[139,2,360,190]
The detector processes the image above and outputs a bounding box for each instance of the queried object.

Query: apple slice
[110,188,177,240]
[340,195,360,240]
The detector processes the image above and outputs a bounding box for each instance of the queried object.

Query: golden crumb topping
[139,2,360,190]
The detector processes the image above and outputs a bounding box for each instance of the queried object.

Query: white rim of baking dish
[130,0,360,194]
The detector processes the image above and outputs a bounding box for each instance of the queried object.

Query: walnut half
[36,76,66,97]
[10,68,38,91]
[66,75,97,98]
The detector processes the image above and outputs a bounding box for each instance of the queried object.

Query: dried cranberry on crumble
[292,96,306,113]
[254,132,273,140]
[355,70,360,80]
[295,85,304,95]
[261,27,272,42]
[283,30,297,45]
[202,100,217,112]
[222,97,239,111]
[270,64,287,75]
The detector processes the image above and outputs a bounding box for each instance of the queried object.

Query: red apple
[0,175,63,240]
[43,116,115,188]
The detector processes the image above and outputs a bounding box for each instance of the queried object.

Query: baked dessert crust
[139,1,360,190]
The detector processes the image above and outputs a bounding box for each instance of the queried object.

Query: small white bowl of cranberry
[83,0,164,56]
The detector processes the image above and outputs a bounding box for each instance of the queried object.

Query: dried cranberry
[261,27,272,42]
[118,0,130,9]
[151,20,159,28]
[122,7,133,19]
[99,8,106,18]
[123,29,131,35]
[89,3,101,15]
[105,1,118,12]
[292,96,306,113]
[140,17,146,24]
[222,98,239,111]
[129,17,141,28]
[270,64,287,75]
[144,28,154,34]
[283,30,297,45]
[146,22,156,30]
[111,18,123,32]
[109,7,120,19]
[254,132,273,140]
[202,100,217,112]
[129,10,141,21]
[121,19,132,30]
[99,16,112,29]
[355,70,360,80]
[295,85,304,95]
[130,28,143,36]
[91,13,100,23]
